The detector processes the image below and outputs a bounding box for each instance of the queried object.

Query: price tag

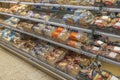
[97,40,103,45]
[109,52,117,58]
[93,47,99,51]
[114,46,120,51]
[95,20,102,23]
[102,16,109,20]
[110,76,119,80]
[115,22,120,26]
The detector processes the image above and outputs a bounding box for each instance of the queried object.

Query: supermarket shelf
[1,24,96,58]
[0,12,92,33]
[0,40,77,80]
[1,24,120,66]
[1,1,120,12]
[0,12,120,38]
[0,1,99,10]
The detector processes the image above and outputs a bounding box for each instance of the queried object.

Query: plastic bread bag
[85,45,102,55]
[29,49,37,57]
[93,70,120,80]
[43,26,56,38]
[94,18,108,28]
[63,14,75,25]
[37,49,49,61]
[56,60,69,72]
[80,0,95,6]
[57,0,70,4]
[94,40,107,48]
[112,18,120,30]
[67,40,83,49]
[69,0,81,5]
[103,0,117,6]
[10,17,20,24]
[106,45,120,54]
[69,32,88,44]
[45,48,67,66]
[23,23,34,32]
[57,29,70,43]
[33,24,45,35]
[67,64,80,77]
[102,51,120,62]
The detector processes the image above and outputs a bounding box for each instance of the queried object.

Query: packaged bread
[67,64,80,77]
[69,1,80,5]
[43,26,56,38]
[23,23,34,32]
[95,19,108,27]
[46,48,66,66]
[33,24,45,35]
[101,16,111,22]
[29,49,37,57]
[20,40,36,52]
[67,40,83,49]
[52,27,64,39]
[86,46,102,55]
[112,18,120,29]
[57,60,69,72]
[103,51,120,62]
[57,29,70,43]
[69,32,88,43]
[107,45,120,54]
[103,0,116,6]
[94,40,107,48]
[63,14,75,25]
[10,17,20,24]
[57,0,69,4]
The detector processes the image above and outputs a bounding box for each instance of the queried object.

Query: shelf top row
[0,1,120,12]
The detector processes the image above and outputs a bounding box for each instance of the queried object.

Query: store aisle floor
[0,47,55,80]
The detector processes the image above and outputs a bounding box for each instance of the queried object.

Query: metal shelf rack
[0,40,77,80]
[0,12,119,38]
[0,1,120,12]
[1,24,120,66]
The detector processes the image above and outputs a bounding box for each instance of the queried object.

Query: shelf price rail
[0,1,120,12]
[1,24,120,66]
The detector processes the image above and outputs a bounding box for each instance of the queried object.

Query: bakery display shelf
[0,12,92,33]
[1,24,120,67]
[1,1,120,12]
[0,40,78,80]
[0,12,120,38]
[0,24,96,59]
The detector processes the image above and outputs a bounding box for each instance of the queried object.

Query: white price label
[97,40,104,45]
[77,34,83,39]
[102,16,109,20]
[110,76,119,80]
[114,46,120,51]
[109,52,117,58]
[115,22,120,26]
[93,47,99,51]
[95,20,102,23]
